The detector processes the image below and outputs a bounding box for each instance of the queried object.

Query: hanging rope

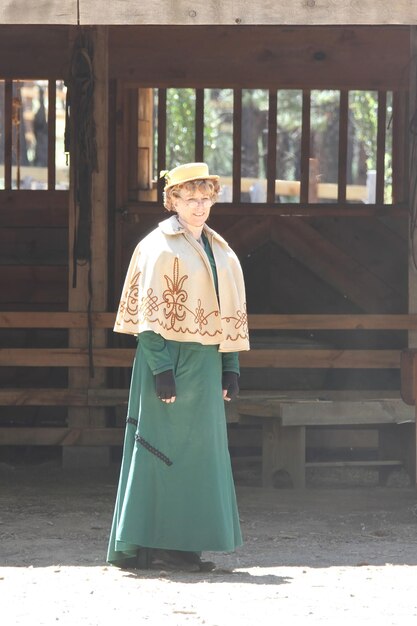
[65,29,98,376]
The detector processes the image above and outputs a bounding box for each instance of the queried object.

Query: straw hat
[161,163,219,190]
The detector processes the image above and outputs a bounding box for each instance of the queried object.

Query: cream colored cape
[114,215,250,352]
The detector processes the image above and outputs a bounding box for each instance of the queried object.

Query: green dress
[107,235,242,565]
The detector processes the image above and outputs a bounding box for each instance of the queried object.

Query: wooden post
[137,88,156,201]
[64,26,109,468]
[408,27,417,486]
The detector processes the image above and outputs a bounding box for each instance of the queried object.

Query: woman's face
[172,188,213,230]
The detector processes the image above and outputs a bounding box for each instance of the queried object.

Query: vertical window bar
[4,79,12,190]
[392,91,407,204]
[195,89,204,162]
[157,88,167,204]
[233,88,242,203]
[376,90,387,205]
[300,89,311,204]
[127,89,138,199]
[338,90,348,203]
[266,90,278,204]
[48,79,56,190]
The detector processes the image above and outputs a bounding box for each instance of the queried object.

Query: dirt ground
[1,461,417,626]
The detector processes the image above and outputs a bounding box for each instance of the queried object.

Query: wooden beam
[376,91,387,205]
[0,388,128,406]
[0,26,70,78]
[0,4,76,24]
[4,80,12,190]
[266,90,277,204]
[233,390,414,424]
[156,88,167,204]
[248,314,417,331]
[195,88,204,162]
[80,2,417,26]
[0,191,68,227]
[47,79,56,190]
[0,267,67,304]
[392,92,408,205]
[2,312,417,330]
[271,217,403,312]
[0,3,416,26]
[337,90,348,203]
[0,428,124,447]
[240,349,400,369]
[309,216,407,298]
[222,216,271,258]
[233,88,242,203]
[110,26,410,91]
[67,27,109,447]
[300,91,311,203]
[0,348,402,368]
[137,88,154,194]
[127,200,407,217]
[127,88,139,198]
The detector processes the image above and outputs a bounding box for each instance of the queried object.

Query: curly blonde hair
[164,179,221,211]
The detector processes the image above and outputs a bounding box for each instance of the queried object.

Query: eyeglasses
[178,196,213,210]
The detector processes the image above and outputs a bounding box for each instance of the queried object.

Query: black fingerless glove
[155,369,176,400]
[222,371,239,400]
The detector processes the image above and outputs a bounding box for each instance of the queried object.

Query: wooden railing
[0,312,413,447]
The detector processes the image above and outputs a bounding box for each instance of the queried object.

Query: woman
[107,163,250,572]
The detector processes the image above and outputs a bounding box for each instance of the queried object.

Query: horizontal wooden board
[280,400,414,426]
[0,427,124,446]
[305,460,403,468]
[0,228,68,264]
[0,267,67,304]
[0,192,68,227]
[1,312,417,330]
[129,202,408,217]
[0,348,402,368]
[0,6,75,25]
[1,2,416,26]
[0,388,128,406]
[83,2,417,26]
[0,26,70,77]
[234,391,414,425]
[110,26,410,90]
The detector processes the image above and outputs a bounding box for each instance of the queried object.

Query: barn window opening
[0,79,68,191]
[166,87,196,168]
[241,89,268,202]
[310,90,340,203]
[126,86,401,212]
[276,89,302,203]
[204,88,234,202]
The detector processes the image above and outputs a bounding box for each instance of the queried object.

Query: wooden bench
[226,390,415,488]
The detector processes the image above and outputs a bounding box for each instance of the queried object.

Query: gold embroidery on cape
[116,260,249,342]
[222,306,249,341]
[117,259,223,336]
[163,257,188,328]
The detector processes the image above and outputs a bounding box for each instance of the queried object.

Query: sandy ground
[1,462,417,626]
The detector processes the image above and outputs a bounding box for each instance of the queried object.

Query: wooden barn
[1,2,417,488]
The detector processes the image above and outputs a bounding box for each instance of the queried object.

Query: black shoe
[180,551,217,572]
[150,549,200,572]
[136,548,153,569]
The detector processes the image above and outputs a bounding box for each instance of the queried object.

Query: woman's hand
[155,370,177,403]
[222,371,239,402]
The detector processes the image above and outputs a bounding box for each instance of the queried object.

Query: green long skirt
[106,340,242,565]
